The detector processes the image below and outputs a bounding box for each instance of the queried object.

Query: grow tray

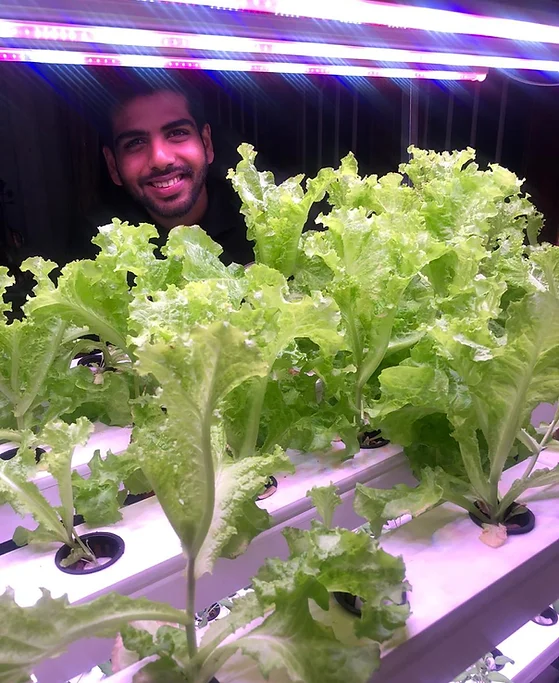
[28,449,559,683]
[373,449,559,683]
[6,442,410,683]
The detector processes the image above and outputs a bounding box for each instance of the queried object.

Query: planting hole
[334,590,407,617]
[469,501,536,535]
[55,532,125,575]
[358,430,390,449]
[76,351,105,368]
[257,475,278,501]
[0,446,45,462]
[532,606,558,627]
[488,649,506,672]
[196,603,222,627]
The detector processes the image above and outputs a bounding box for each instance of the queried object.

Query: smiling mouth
[148,174,185,189]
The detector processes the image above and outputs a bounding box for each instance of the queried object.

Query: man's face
[104,91,214,223]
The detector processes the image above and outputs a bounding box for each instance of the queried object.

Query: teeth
[152,176,182,189]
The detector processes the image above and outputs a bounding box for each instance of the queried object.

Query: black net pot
[532,606,558,627]
[468,501,535,535]
[334,590,408,616]
[358,430,390,449]
[256,475,278,501]
[0,445,46,463]
[76,351,105,368]
[489,648,506,672]
[55,532,125,575]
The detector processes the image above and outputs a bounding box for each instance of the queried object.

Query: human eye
[168,128,189,139]
[124,137,146,150]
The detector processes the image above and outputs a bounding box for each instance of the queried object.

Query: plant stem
[443,489,486,522]
[521,403,559,480]
[186,556,198,660]
[15,320,67,419]
[191,409,216,558]
[184,404,214,665]
[355,309,397,420]
[239,376,269,460]
[72,529,96,564]
[517,428,540,455]
[100,340,112,368]
[0,429,21,443]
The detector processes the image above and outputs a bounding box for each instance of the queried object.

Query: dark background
[1,63,558,270]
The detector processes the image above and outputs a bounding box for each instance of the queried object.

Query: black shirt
[66,174,255,267]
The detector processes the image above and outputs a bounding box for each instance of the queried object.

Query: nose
[148,138,175,170]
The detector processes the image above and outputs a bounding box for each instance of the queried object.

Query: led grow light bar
[133,0,559,46]
[1,20,557,72]
[0,48,487,80]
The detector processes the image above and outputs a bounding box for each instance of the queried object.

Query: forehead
[111,90,193,135]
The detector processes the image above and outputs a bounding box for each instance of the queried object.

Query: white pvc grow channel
[374,449,559,683]
[497,609,559,682]
[3,442,412,683]
[60,449,559,683]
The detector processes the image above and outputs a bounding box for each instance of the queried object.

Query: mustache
[141,166,194,185]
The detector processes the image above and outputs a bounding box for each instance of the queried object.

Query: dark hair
[99,70,207,148]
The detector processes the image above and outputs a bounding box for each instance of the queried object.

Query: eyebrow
[161,118,196,132]
[114,118,196,148]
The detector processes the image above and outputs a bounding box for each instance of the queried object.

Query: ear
[201,124,214,165]
[103,145,123,186]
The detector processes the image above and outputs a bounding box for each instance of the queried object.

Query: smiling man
[69,79,254,266]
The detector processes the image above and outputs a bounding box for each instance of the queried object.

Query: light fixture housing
[2,19,555,73]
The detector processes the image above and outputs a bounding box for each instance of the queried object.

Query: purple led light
[1,19,558,71]
[130,0,559,45]
[0,48,487,81]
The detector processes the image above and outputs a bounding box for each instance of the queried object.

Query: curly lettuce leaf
[130,319,292,573]
[228,143,332,277]
[161,225,245,285]
[465,288,559,488]
[39,418,94,534]
[254,523,409,639]
[300,192,445,419]
[0,311,68,431]
[235,602,379,683]
[22,252,131,355]
[225,264,342,458]
[48,364,133,427]
[0,589,188,683]
[72,450,148,527]
[354,469,444,538]
[0,450,69,547]
[306,484,341,529]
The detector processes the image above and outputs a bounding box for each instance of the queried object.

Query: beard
[122,160,209,220]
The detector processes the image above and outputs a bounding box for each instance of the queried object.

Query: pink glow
[129,0,559,45]
[0,48,487,80]
[1,20,558,72]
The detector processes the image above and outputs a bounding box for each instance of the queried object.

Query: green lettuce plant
[227,148,444,455]
[0,417,130,565]
[0,268,409,682]
[228,143,332,279]
[0,264,131,445]
[229,145,543,457]
[357,164,559,543]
